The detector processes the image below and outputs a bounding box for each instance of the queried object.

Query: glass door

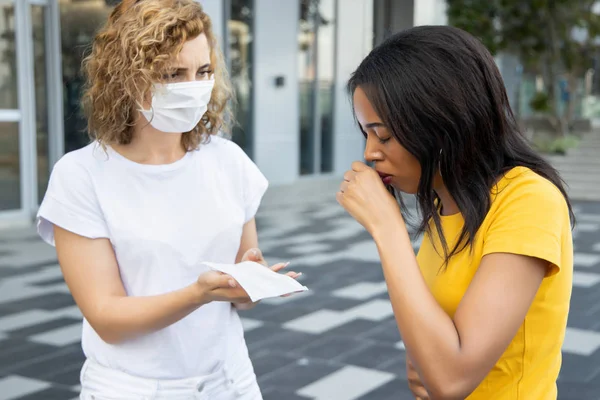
[298,0,336,176]
[0,0,62,225]
[31,2,51,204]
[227,0,255,158]
[0,0,25,219]
[29,0,63,209]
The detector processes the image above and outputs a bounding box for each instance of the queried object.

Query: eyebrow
[171,63,212,71]
[363,122,385,129]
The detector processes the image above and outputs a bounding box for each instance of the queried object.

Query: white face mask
[139,79,215,133]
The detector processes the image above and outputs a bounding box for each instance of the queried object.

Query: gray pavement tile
[6,317,81,338]
[35,362,83,387]
[374,355,409,377]
[316,319,381,339]
[0,264,50,279]
[248,351,299,378]
[0,340,61,374]
[31,277,66,287]
[291,222,340,236]
[565,312,600,330]
[246,329,318,354]
[261,388,311,400]
[1,344,83,381]
[0,375,51,400]
[12,386,79,400]
[335,342,405,370]
[558,380,600,399]
[0,293,75,312]
[1,198,600,399]
[354,378,415,400]
[258,297,367,325]
[296,365,396,400]
[362,319,403,344]
[559,353,600,383]
[258,359,342,393]
[289,335,371,361]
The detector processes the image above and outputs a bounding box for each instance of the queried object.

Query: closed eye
[361,129,391,144]
[197,69,213,79]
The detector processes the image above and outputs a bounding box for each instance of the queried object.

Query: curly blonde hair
[82,0,233,150]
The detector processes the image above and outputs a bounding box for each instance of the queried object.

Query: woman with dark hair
[338,25,573,400]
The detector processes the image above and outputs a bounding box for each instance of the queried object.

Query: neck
[114,115,187,165]
[434,184,460,216]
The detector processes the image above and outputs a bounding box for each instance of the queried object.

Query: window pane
[60,0,114,152]
[32,5,49,204]
[0,122,20,210]
[229,0,254,158]
[298,0,317,175]
[299,0,337,175]
[0,2,18,109]
[318,0,335,173]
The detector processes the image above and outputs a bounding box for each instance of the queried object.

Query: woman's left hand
[233,248,300,310]
[336,161,403,236]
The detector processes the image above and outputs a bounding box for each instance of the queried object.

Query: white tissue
[202,261,309,302]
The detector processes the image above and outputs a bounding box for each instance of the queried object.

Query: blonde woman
[37,1,297,399]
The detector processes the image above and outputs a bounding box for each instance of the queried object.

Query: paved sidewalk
[0,181,599,399]
[546,129,600,201]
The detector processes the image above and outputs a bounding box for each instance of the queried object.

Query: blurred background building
[4,0,596,227]
[0,0,447,228]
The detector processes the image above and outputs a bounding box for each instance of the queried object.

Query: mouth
[377,171,393,185]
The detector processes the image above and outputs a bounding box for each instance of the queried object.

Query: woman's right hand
[196,271,251,304]
[407,356,430,399]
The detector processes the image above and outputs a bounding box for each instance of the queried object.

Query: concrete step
[565,190,600,201]
[555,167,600,178]
[566,150,600,157]
[548,157,600,166]
[550,164,600,174]
[545,131,600,200]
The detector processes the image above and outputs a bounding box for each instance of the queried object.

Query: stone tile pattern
[0,200,600,400]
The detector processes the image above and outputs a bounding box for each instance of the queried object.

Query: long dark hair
[348,25,575,267]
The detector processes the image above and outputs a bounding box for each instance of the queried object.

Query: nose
[364,135,384,163]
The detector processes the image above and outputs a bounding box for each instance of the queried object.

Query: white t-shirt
[37,135,268,379]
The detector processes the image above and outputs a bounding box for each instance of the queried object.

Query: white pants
[79,353,263,400]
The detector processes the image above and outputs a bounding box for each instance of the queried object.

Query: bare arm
[232,218,262,311]
[233,218,299,311]
[54,225,238,344]
[373,219,546,400]
[236,218,260,263]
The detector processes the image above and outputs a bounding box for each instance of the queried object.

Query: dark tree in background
[447,0,600,136]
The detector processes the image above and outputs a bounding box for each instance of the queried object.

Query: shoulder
[38,143,111,245]
[199,134,245,158]
[52,142,108,178]
[197,134,258,174]
[482,167,572,276]
[491,166,568,214]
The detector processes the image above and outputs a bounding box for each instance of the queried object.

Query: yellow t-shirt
[416,166,573,399]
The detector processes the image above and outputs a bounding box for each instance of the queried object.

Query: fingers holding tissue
[241,247,302,280]
[203,248,307,304]
[241,247,268,266]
